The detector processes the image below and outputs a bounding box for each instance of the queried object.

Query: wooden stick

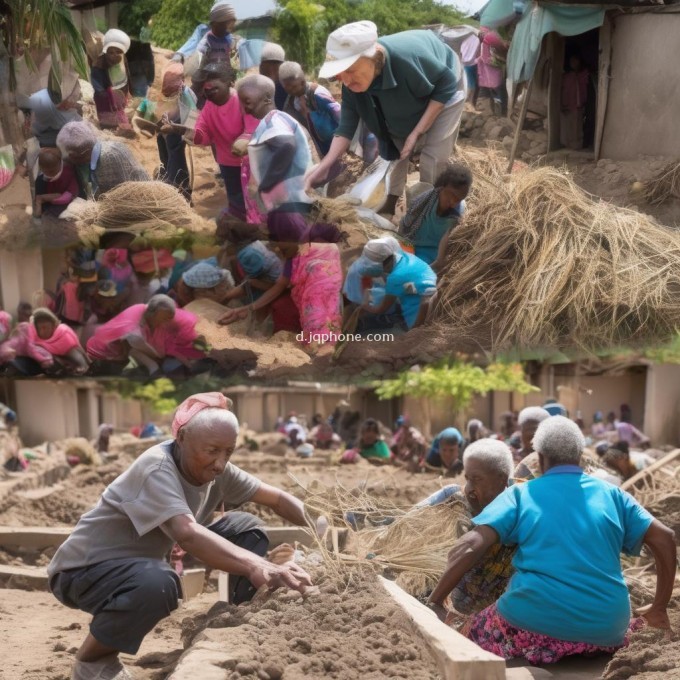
[507,76,534,174]
[621,449,680,492]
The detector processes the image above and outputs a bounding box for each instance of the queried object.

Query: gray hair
[56,120,99,158]
[533,415,585,465]
[236,74,275,99]
[463,438,514,479]
[145,294,177,315]
[518,406,551,426]
[183,407,239,436]
[279,61,304,81]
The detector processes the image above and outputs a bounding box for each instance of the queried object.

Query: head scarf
[161,62,185,96]
[182,261,227,289]
[172,392,231,438]
[363,236,402,263]
[237,241,267,277]
[210,1,236,22]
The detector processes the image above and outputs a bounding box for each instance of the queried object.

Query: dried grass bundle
[432,165,680,351]
[643,161,680,205]
[299,477,468,589]
[76,181,214,246]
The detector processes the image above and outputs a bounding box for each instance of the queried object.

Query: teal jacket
[335,30,463,158]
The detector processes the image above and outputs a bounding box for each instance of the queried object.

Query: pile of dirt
[604,589,680,679]
[185,298,312,376]
[181,566,441,680]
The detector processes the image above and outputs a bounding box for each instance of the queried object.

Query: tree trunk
[0,51,23,152]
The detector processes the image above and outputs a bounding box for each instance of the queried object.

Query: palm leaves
[1,0,88,91]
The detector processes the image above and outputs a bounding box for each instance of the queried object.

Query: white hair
[533,415,584,465]
[463,438,514,480]
[518,406,551,426]
[146,294,177,314]
[279,61,304,81]
[236,74,275,99]
[183,408,239,435]
[261,42,285,62]
[56,121,99,158]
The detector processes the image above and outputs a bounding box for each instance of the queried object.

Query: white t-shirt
[48,441,261,575]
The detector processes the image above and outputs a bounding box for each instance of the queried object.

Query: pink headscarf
[172,392,230,438]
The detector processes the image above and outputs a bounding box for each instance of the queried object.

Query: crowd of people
[270,398,656,488]
[43,392,675,680]
[17,10,501,358]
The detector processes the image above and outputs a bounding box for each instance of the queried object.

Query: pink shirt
[193,92,258,166]
[477,29,506,89]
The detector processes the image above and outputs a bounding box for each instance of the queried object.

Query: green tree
[0,0,88,148]
[151,0,212,51]
[375,360,538,436]
[273,0,325,70]
[118,0,163,41]
[273,0,466,73]
[105,378,179,415]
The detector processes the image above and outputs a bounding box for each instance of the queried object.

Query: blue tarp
[480,1,605,82]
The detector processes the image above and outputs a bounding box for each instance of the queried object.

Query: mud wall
[600,13,680,160]
[643,364,680,447]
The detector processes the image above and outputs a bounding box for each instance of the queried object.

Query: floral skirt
[464,603,645,665]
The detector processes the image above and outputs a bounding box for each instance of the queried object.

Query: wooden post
[621,449,680,493]
[595,15,613,160]
[507,76,534,173]
[546,32,565,153]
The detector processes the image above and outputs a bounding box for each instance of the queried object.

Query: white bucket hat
[102,28,131,55]
[319,20,378,79]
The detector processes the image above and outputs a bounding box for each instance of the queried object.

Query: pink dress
[289,243,342,341]
[477,30,506,89]
[27,322,81,358]
[0,322,54,366]
[86,304,204,362]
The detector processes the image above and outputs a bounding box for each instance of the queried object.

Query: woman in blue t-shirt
[427,416,676,665]
[399,162,472,271]
[358,236,437,330]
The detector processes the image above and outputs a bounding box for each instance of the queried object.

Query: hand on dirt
[636,604,674,634]
[304,165,328,192]
[253,560,313,594]
[218,308,249,325]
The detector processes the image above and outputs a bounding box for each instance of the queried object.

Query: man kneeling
[48,392,316,680]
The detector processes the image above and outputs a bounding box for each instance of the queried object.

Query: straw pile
[432,165,680,351]
[62,437,101,466]
[75,181,214,246]
[643,161,680,206]
[301,478,468,595]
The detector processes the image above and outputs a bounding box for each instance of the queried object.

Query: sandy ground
[1,431,679,679]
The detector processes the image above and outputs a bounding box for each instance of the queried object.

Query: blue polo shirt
[472,465,653,646]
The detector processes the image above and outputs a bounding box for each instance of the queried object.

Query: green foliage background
[118,0,163,41]
[375,361,539,413]
[273,0,467,71]
[150,0,213,51]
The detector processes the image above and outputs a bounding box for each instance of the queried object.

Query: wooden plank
[180,568,205,600]
[0,525,347,551]
[380,577,506,680]
[217,571,229,602]
[621,449,680,493]
[595,15,612,160]
[0,526,71,549]
[0,564,49,590]
[507,76,534,173]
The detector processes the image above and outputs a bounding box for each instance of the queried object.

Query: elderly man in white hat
[90,29,134,132]
[305,20,466,217]
[357,235,437,330]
